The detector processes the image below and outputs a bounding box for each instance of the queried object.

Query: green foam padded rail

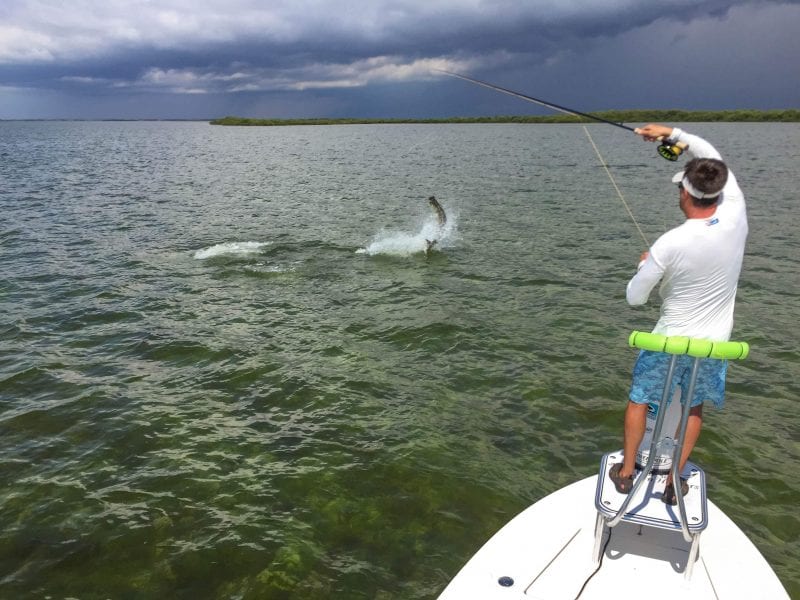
[628,331,749,360]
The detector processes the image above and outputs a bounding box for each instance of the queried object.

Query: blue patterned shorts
[629,350,728,409]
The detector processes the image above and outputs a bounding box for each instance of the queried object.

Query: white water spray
[356,210,457,257]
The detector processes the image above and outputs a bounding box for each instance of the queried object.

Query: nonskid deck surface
[437,476,789,600]
[596,452,707,532]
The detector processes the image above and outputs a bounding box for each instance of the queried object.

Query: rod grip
[628,331,749,360]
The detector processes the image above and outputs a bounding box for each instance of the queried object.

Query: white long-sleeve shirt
[625,129,748,341]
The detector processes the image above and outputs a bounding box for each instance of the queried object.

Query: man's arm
[634,123,722,161]
[636,123,745,214]
[626,251,664,306]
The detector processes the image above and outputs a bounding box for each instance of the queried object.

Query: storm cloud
[1,0,798,118]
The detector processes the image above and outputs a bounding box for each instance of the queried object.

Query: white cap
[672,171,721,200]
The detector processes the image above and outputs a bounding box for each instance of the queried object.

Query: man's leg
[671,355,722,477]
[668,403,703,483]
[620,401,648,478]
[614,350,668,485]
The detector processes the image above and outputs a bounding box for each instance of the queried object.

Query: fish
[428,195,447,227]
[425,195,447,254]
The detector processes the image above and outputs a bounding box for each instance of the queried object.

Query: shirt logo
[706,218,719,226]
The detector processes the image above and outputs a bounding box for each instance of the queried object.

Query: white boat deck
[438,475,789,600]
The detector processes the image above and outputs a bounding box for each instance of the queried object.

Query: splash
[356,211,457,257]
[193,241,271,260]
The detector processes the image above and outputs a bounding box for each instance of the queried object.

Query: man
[609,123,748,504]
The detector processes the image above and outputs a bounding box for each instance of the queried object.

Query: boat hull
[437,475,789,599]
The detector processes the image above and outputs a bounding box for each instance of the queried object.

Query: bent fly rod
[435,69,685,161]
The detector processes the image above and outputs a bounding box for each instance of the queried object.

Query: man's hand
[634,124,674,142]
[635,250,650,272]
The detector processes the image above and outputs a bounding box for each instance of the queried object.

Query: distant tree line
[211,110,800,126]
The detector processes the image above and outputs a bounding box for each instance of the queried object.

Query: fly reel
[657,141,688,161]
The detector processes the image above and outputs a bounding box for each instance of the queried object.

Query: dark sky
[1,0,798,119]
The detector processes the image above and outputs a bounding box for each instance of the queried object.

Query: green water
[1,121,798,598]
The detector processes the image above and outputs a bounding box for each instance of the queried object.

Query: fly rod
[435,69,686,161]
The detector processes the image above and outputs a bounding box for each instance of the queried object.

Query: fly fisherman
[609,124,748,504]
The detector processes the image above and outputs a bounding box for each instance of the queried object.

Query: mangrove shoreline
[211,109,800,126]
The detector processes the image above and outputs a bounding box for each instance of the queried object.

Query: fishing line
[583,126,650,248]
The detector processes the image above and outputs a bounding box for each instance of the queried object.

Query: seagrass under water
[1,121,798,598]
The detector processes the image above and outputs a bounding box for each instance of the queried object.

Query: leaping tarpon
[426,195,447,254]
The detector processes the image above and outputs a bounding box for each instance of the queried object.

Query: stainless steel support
[592,512,606,564]
[669,356,702,544]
